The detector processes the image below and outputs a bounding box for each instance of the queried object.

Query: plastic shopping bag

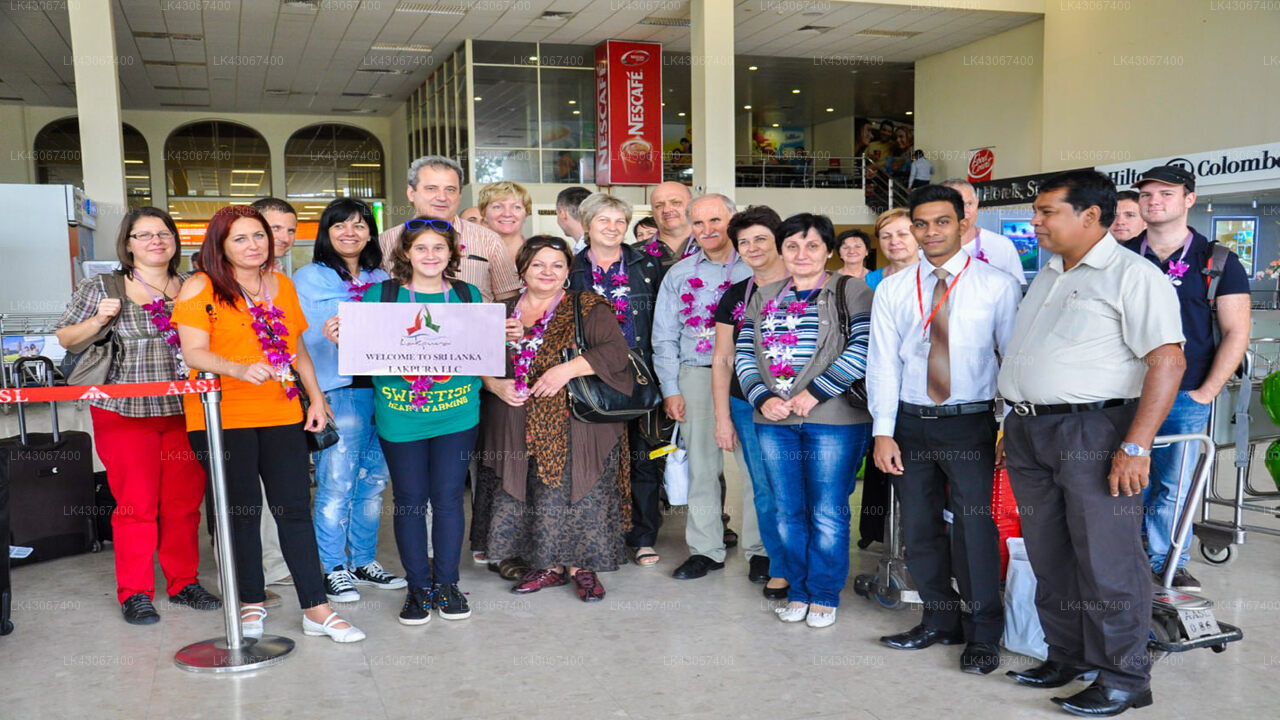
[1002,537,1049,660]
[662,425,690,506]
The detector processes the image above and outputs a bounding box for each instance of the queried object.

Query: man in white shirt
[868,184,1021,676]
[555,186,590,253]
[907,150,933,189]
[943,179,1027,286]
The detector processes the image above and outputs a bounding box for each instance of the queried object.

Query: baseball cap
[1133,165,1195,192]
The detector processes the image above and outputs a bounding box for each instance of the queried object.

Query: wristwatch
[1119,442,1151,458]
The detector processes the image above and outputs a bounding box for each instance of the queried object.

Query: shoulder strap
[834,275,851,341]
[1205,242,1232,306]
[449,278,473,303]
[380,279,399,302]
[570,291,588,350]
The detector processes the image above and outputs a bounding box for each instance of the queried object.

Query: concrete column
[68,0,127,259]
[689,0,735,201]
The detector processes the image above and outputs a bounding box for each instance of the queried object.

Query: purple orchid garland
[247,301,299,400]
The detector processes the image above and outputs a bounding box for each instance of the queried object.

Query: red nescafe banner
[595,40,663,185]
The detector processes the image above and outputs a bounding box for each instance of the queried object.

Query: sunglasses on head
[404,218,453,233]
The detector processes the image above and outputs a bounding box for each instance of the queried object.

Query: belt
[899,401,995,419]
[1009,398,1136,417]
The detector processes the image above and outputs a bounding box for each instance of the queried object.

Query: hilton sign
[1096,142,1280,191]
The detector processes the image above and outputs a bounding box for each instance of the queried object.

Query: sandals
[489,557,532,581]
[240,605,267,639]
[634,547,660,567]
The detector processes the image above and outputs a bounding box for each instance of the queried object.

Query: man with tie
[1000,170,1184,717]
[868,184,1021,675]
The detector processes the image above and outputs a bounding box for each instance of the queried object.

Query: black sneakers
[1171,567,1202,592]
[168,583,222,610]
[433,583,471,620]
[121,593,160,625]
[325,566,361,603]
[399,586,432,626]
[353,561,408,590]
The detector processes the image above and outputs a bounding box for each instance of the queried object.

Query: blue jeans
[313,387,390,571]
[756,421,871,607]
[1144,390,1213,572]
[730,396,782,571]
[379,426,478,588]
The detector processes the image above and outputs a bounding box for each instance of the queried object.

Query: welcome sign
[337,302,507,377]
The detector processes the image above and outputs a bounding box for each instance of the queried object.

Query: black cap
[1133,164,1195,192]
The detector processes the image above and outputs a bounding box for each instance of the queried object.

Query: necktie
[927,268,951,404]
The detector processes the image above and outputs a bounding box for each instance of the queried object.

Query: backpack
[834,275,868,408]
[379,278,473,303]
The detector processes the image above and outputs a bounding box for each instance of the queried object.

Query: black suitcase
[0,357,98,569]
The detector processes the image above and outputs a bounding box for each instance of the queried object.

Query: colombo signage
[1096,142,1280,190]
[595,40,663,185]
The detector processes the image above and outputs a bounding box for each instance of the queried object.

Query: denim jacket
[293,261,389,393]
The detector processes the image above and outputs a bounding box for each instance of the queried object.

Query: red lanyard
[916,256,970,336]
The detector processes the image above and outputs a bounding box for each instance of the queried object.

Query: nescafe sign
[968,147,995,183]
[595,40,663,185]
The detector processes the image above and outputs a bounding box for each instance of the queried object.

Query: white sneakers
[302,611,366,643]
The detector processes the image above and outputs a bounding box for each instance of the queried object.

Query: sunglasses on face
[404,218,453,233]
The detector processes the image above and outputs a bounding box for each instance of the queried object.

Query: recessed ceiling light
[743,105,752,109]
[905,110,914,116]
[124,159,144,164]
[771,123,779,128]
[370,43,431,53]
[825,107,834,112]
[572,110,581,115]
[474,96,482,101]
[677,112,686,117]
[791,89,800,94]
[568,100,576,105]
[748,66,758,71]
[529,56,538,62]
[350,163,381,168]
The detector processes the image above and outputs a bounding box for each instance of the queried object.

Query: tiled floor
[3,456,1277,720]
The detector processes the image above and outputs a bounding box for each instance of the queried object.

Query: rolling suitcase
[0,357,98,568]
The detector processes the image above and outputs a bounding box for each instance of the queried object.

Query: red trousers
[90,407,207,603]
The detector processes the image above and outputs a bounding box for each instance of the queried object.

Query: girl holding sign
[324,218,482,627]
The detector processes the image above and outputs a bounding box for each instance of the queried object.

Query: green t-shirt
[361,282,483,443]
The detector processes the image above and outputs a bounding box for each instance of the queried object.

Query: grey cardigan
[740,273,873,426]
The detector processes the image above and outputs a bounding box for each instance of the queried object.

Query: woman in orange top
[174,205,363,643]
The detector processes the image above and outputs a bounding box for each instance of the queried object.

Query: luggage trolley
[1149,433,1244,656]
[852,482,920,610]
[1193,330,1280,566]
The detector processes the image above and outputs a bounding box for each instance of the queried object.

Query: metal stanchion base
[174,635,295,673]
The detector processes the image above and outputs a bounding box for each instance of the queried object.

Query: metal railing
[660,155,866,189]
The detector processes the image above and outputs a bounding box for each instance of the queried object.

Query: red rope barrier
[0,378,220,404]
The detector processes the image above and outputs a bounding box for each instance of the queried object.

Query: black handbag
[290,363,340,452]
[561,292,662,424]
[834,275,868,408]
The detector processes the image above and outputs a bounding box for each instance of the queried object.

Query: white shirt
[964,227,1026,285]
[867,250,1022,437]
[908,157,933,185]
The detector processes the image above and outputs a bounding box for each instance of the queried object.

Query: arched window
[284,124,384,199]
[165,121,271,199]
[33,118,152,208]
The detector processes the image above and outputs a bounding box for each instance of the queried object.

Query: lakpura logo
[405,305,440,337]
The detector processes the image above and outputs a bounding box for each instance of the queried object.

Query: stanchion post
[174,373,294,673]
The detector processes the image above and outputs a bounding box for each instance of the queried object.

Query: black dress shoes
[762,582,789,600]
[672,555,725,580]
[879,623,964,650]
[747,556,770,583]
[1007,660,1100,689]
[960,642,1001,675]
[1052,682,1153,717]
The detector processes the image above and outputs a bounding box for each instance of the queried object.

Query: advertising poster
[595,40,663,185]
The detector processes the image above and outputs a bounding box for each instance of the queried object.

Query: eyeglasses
[129,231,176,241]
[404,218,453,233]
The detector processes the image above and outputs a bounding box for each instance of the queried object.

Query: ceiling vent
[638,16,689,27]
[396,2,467,14]
[537,11,573,22]
[133,31,203,41]
[855,29,922,39]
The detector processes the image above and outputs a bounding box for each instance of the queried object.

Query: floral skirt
[485,442,626,572]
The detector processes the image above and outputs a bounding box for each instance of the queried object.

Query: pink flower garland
[758,297,810,396]
[407,376,435,408]
[140,298,186,372]
[644,239,663,257]
[680,276,731,354]
[347,276,376,301]
[247,301,299,399]
[508,295,560,396]
[591,263,630,324]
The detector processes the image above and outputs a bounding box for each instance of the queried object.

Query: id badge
[914,341,931,358]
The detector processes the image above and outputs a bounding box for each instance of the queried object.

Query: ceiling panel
[0,0,1039,113]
